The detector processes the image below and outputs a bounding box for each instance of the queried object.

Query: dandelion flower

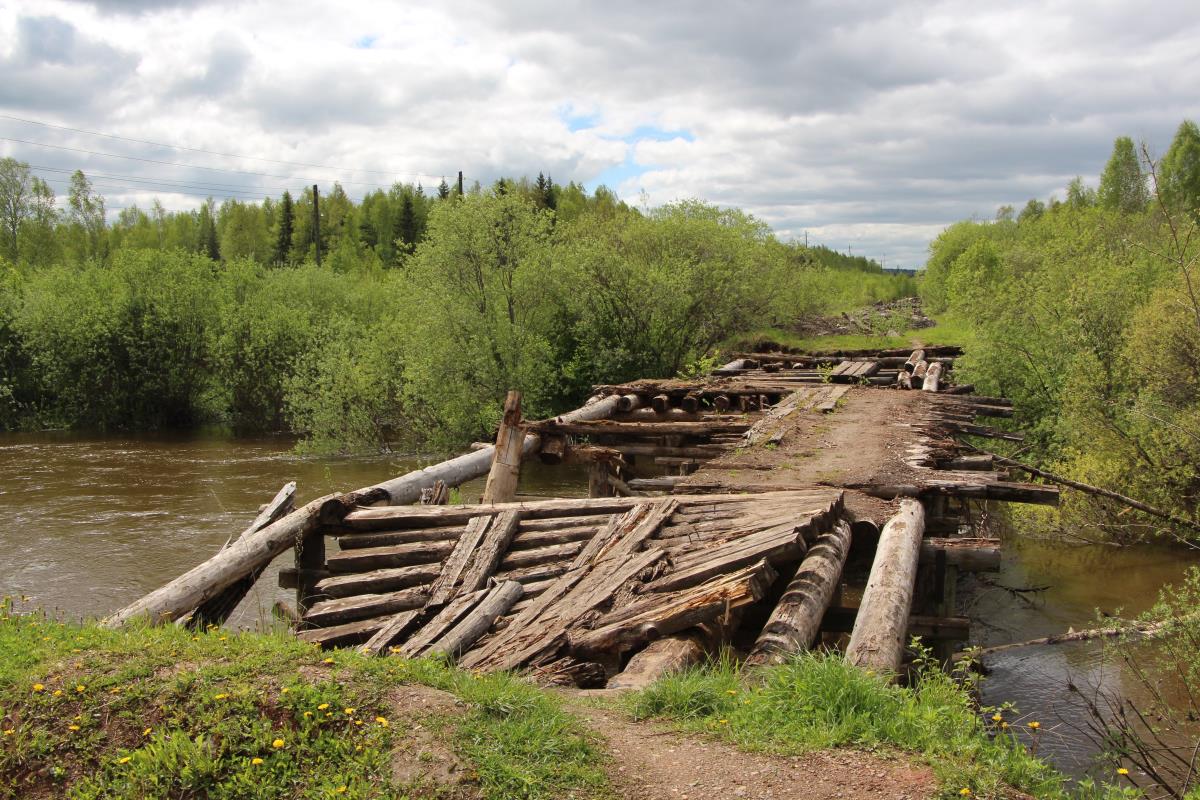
[251,757,264,765]
[354,720,363,726]
[53,690,63,697]
[142,727,152,736]
[3,729,13,736]
[214,693,229,700]
[725,690,738,695]
[281,687,289,694]
[304,711,313,718]
[991,713,1002,722]
[272,738,285,749]
[68,724,80,731]
[75,685,85,693]
[343,707,355,715]
[375,717,388,727]
[388,646,401,653]
[336,787,347,794]
[318,703,330,711]
[1001,722,1009,730]
[323,657,335,664]
[118,756,131,764]
[718,719,728,725]
[1028,721,1041,730]
[32,683,44,693]
[959,789,971,796]
[355,744,362,752]
[1117,768,1129,776]
[109,687,120,694]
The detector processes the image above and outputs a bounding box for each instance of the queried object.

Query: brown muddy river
[1,431,1196,777]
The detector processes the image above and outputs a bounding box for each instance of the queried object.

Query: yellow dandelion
[318,703,330,710]
[1028,721,1041,730]
[1001,722,1009,729]
[991,713,1002,722]
[303,711,313,718]
[191,636,198,641]
[214,693,229,700]
[272,738,285,749]
[1117,768,1130,776]
[725,690,738,695]
[336,787,347,795]
[219,636,228,642]
[109,687,120,694]
[251,757,264,765]
[388,646,401,653]
[323,657,334,664]
[31,683,44,693]
[326,712,333,718]
[118,756,131,764]
[355,744,362,751]
[960,789,971,797]
[142,727,152,736]
[375,716,388,727]
[343,707,355,715]
[280,687,290,694]
[53,690,63,697]
[3,729,14,736]
[72,648,81,653]
[718,719,728,725]
[354,719,363,726]
[75,684,85,693]
[68,724,80,731]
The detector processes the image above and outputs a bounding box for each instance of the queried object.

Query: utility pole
[457,170,464,197]
[312,184,321,267]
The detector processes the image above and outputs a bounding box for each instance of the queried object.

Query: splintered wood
[295,490,843,678]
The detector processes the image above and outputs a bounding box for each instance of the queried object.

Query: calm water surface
[2,431,1195,776]
[0,431,584,628]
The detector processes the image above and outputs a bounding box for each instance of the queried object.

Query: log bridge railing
[105,346,1057,686]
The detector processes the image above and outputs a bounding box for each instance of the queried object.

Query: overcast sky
[2,0,1198,268]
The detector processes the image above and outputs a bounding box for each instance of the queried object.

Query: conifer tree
[543,174,557,211]
[437,178,450,200]
[397,193,417,252]
[272,190,294,265]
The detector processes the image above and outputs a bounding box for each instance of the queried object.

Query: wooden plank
[325,540,455,573]
[650,520,811,592]
[398,589,489,657]
[814,385,851,412]
[427,581,524,659]
[429,515,493,605]
[317,563,441,598]
[336,524,465,550]
[297,615,388,648]
[531,420,752,437]
[359,608,425,655]
[302,587,428,627]
[459,511,522,592]
[458,568,589,669]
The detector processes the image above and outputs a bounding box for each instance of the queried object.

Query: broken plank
[428,515,493,605]
[459,511,522,593]
[427,581,525,659]
[398,589,489,658]
[302,587,428,627]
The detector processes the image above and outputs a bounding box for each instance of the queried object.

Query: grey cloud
[172,37,252,97]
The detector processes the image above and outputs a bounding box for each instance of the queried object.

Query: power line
[36,174,278,201]
[0,135,400,188]
[0,112,425,178]
[31,164,296,195]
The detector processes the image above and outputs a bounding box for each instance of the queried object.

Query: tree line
[0,168,914,452]
[921,119,1200,539]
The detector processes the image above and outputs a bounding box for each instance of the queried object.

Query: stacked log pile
[292,490,844,684]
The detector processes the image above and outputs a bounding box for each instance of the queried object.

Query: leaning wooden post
[747,519,852,666]
[482,391,524,504]
[845,499,925,675]
[295,526,326,618]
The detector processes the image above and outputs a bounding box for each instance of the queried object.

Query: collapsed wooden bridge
[106,344,1058,686]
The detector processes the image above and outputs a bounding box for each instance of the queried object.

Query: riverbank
[0,601,1136,800]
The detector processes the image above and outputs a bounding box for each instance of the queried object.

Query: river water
[1,432,1195,776]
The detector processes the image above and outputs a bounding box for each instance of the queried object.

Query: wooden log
[903,350,925,373]
[606,634,706,690]
[845,499,925,674]
[428,580,524,659]
[428,515,493,605]
[336,524,465,550]
[397,589,489,657]
[325,539,456,573]
[681,394,701,412]
[483,391,525,504]
[509,524,601,551]
[104,493,341,628]
[498,540,585,571]
[297,615,387,648]
[821,608,970,639]
[944,383,975,395]
[616,393,642,412]
[531,420,751,437]
[627,476,688,491]
[419,480,449,505]
[296,527,327,615]
[746,519,851,666]
[538,434,568,465]
[912,360,929,379]
[947,422,1023,441]
[922,361,943,392]
[852,480,1058,506]
[302,587,428,627]
[185,481,297,630]
[317,563,441,599]
[368,394,627,504]
[920,538,1000,572]
[360,608,424,655]
[713,394,731,411]
[935,455,994,471]
[651,393,671,412]
[896,371,913,390]
[649,521,809,593]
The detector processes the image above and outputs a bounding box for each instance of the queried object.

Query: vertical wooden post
[312,184,321,267]
[588,461,614,498]
[457,170,464,196]
[482,391,524,504]
[295,528,326,619]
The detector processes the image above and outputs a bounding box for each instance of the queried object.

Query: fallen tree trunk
[845,499,925,674]
[747,519,852,665]
[105,493,342,628]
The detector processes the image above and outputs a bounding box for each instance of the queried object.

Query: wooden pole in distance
[482,391,524,504]
[312,184,321,267]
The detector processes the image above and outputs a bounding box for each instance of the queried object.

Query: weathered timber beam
[529,420,752,437]
[747,519,852,666]
[428,580,524,659]
[822,607,970,640]
[482,391,524,504]
[850,481,1059,506]
[845,499,924,674]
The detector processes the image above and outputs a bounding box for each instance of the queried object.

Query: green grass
[623,651,1138,800]
[0,599,609,800]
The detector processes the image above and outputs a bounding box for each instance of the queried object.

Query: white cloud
[0,0,1197,267]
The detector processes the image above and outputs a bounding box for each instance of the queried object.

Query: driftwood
[845,499,925,674]
[747,519,852,665]
[105,492,347,628]
[185,481,297,630]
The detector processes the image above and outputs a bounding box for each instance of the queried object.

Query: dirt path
[570,701,935,800]
[681,387,930,523]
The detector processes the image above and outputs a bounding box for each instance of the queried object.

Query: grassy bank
[0,600,607,799]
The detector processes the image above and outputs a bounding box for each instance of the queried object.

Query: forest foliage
[0,166,913,452]
[921,120,1200,539]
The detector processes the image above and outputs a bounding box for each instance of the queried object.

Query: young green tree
[0,158,34,261]
[66,170,107,262]
[1098,136,1148,213]
[1159,120,1200,214]
[198,198,220,261]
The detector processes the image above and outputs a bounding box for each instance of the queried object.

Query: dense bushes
[0,190,914,452]
[920,128,1200,538]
